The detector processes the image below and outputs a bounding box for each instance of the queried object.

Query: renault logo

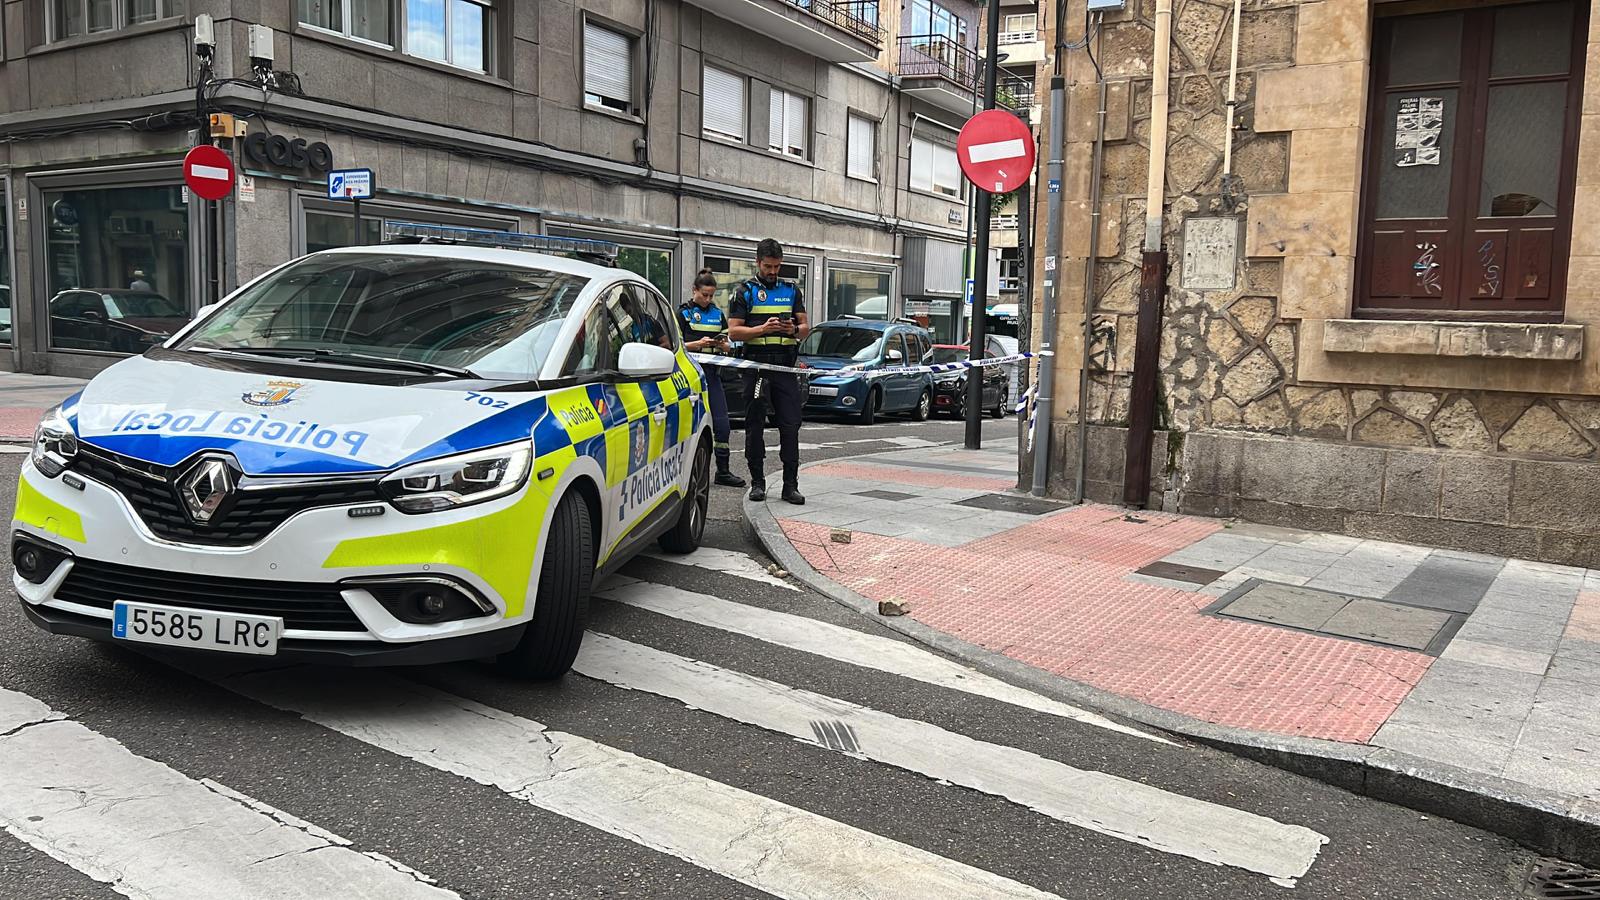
[179,457,235,524]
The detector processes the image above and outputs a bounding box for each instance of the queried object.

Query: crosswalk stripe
[223,670,1061,900]
[598,579,1169,743]
[576,632,1328,886]
[0,687,457,900]
[641,546,801,591]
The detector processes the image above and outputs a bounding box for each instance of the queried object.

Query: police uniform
[729,277,804,496]
[678,299,742,484]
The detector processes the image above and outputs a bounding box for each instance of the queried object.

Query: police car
[11,224,713,679]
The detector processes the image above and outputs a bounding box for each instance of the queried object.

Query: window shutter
[910,137,933,192]
[848,115,875,180]
[584,22,633,108]
[769,87,785,151]
[935,143,960,195]
[784,92,807,156]
[703,65,746,139]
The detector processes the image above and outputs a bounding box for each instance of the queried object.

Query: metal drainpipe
[1075,73,1108,504]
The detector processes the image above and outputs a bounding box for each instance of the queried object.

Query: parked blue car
[799,319,935,424]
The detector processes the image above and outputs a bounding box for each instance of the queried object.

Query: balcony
[898,35,1032,117]
[991,214,1020,229]
[685,0,883,63]
[998,29,1045,65]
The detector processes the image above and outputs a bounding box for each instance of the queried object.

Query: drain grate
[1135,560,1228,586]
[953,493,1070,515]
[853,490,920,502]
[1526,858,1600,898]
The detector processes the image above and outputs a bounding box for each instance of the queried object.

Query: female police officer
[679,269,746,488]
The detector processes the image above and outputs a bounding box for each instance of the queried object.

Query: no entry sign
[956,109,1035,194]
[183,145,235,201]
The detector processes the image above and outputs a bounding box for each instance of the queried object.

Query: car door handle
[650,406,668,423]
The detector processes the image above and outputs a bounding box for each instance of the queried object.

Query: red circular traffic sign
[956,109,1035,194]
[183,145,235,201]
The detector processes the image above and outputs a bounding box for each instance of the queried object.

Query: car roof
[309,242,628,282]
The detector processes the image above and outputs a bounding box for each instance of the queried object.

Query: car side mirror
[886,348,904,362]
[618,342,679,379]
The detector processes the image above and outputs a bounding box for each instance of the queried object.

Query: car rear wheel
[658,440,711,554]
[990,390,1006,418]
[911,389,930,421]
[494,491,593,680]
[856,387,880,424]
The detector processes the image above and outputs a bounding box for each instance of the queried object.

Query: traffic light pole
[965,0,1004,450]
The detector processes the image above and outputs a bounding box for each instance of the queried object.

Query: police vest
[679,302,729,354]
[738,279,801,348]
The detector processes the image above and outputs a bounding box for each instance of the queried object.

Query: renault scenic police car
[10,224,713,679]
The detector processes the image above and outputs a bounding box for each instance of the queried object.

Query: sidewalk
[0,373,86,442]
[744,444,1600,861]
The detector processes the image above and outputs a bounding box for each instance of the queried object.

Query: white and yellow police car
[11,224,712,679]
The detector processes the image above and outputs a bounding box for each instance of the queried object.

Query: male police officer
[729,239,809,505]
[680,268,746,488]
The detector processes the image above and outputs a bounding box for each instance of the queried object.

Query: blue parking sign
[327,168,374,200]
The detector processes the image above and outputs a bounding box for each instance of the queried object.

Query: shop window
[847,114,877,182]
[703,64,748,141]
[911,137,962,199]
[768,88,810,160]
[298,0,392,46]
[305,210,383,253]
[616,246,674,301]
[405,0,492,72]
[49,0,171,40]
[1358,0,1584,319]
[43,185,190,354]
[584,20,636,114]
[702,254,809,318]
[827,268,890,321]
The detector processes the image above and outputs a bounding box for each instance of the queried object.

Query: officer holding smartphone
[728,239,809,505]
[680,268,746,488]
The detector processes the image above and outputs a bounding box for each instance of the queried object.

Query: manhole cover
[953,493,1069,515]
[1526,858,1600,898]
[853,490,920,501]
[1135,561,1227,586]
[1206,581,1462,654]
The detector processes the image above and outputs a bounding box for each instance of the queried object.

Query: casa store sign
[244,132,334,174]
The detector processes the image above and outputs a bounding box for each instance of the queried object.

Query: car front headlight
[31,404,77,478]
[379,444,531,513]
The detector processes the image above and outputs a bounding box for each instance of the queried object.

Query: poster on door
[1395,97,1444,167]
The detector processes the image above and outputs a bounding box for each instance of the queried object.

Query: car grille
[55,557,367,632]
[72,446,382,547]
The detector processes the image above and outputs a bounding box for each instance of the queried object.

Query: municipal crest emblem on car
[241,380,303,407]
[631,420,648,469]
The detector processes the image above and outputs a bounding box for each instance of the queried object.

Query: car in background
[800,319,934,424]
[48,289,191,354]
[991,334,1021,407]
[0,286,11,345]
[930,336,1011,419]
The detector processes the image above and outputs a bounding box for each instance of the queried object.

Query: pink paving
[0,408,42,442]
[780,490,1435,744]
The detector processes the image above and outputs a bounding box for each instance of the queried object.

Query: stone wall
[1036,0,1600,564]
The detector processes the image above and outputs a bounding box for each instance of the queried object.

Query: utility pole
[965,0,1004,450]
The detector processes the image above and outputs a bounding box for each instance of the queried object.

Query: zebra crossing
[0,542,1529,898]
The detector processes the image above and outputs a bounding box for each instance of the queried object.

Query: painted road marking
[0,687,456,900]
[967,138,1028,163]
[225,671,1061,900]
[642,546,800,590]
[576,633,1328,886]
[597,580,1168,743]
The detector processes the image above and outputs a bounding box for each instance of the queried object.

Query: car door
[985,336,1007,407]
[885,330,919,411]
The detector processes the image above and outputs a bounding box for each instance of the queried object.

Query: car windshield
[801,327,883,362]
[931,347,969,365]
[175,253,590,381]
[104,292,185,319]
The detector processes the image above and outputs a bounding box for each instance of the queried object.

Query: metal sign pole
[965,0,1005,451]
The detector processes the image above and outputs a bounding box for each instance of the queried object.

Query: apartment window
[768,88,809,159]
[49,0,170,40]
[298,0,391,44]
[1002,13,1037,35]
[847,114,877,182]
[703,64,748,141]
[584,20,636,114]
[1358,0,1584,318]
[405,0,491,72]
[910,0,966,44]
[911,136,962,198]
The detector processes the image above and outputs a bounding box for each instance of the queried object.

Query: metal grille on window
[703,65,747,140]
[584,22,634,113]
[848,114,876,181]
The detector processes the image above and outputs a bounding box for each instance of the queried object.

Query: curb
[741,457,1600,868]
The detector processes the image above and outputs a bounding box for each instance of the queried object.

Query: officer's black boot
[747,465,766,502]
[781,483,805,505]
[714,450,746,487]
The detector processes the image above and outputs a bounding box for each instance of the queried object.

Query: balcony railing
[991,214,1020,229]
[898,34,979,92]
[788,0,883,43]
[998,29,1038,44]
[997,74,1034,110]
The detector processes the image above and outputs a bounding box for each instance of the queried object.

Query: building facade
[1033,0,1600,564]
[0,0,1033,377]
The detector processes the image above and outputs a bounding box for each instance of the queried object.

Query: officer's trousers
[704,371,733,472]
[741,368,802,487]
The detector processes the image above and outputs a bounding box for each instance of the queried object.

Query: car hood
[799,356,870,373]
[67,355,557,476]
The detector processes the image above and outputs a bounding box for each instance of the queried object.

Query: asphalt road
[0,411,1546,899]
